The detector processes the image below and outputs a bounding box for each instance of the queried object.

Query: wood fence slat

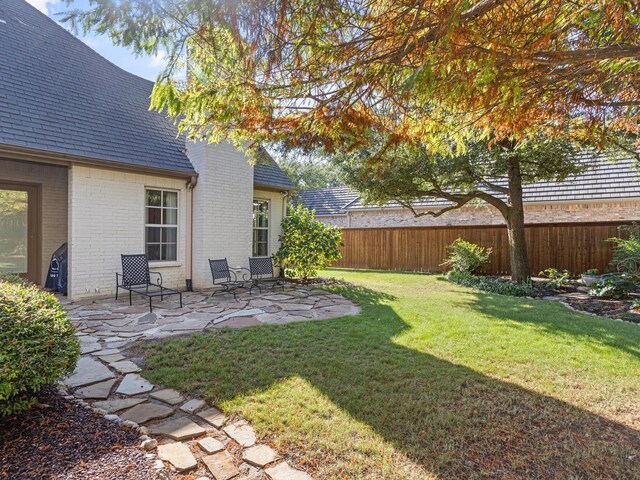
[333,222,632,275]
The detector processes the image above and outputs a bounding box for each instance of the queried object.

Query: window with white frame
[145,189,178,261]
[252,199,269,257]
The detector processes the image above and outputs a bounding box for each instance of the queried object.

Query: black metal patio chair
[209,258,249,298]
[248,256,287,293]
[115,254,183,312]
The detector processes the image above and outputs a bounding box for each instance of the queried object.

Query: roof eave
[0,143,197,179]
[253,182,298,192]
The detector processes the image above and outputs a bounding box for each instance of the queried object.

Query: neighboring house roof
[0,0,295,190]
[296,186,359,215]
[298,154,640,215]
[253,148,297,190]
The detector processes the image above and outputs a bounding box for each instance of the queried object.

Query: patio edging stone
[60,286,355,479]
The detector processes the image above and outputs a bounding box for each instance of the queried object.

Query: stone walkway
[59,286,360,479]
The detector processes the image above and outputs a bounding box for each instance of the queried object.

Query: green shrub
[608,223,640,274]
[446,270,534,297]
[538,268,572,289]
[274,203,344,280]
[0,272,29,286]
[589,273,639,299]
[442,238,492,274]
[0,277,79,416]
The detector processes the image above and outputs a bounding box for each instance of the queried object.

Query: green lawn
[142,270,640,479]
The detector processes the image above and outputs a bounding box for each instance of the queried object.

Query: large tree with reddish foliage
[65,0,639,280]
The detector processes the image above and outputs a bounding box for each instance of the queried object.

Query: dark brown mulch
[0,386,158,480]
[561,292,640,323]
[533,281,640,323]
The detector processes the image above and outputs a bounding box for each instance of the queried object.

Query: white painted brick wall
[68,165,188,300]
[253,189,287,256]
[0,158,68,284]
[188,141,254,290]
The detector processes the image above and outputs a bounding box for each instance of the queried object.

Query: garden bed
[546,283,640,323]
[446,271,640,323]
[0,386,158,480]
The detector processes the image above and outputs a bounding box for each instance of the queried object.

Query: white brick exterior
[253,188,287,257]
[68,165,188,300]
[188,141,255,290]
[3,144,288,299]
[0,158,68,284]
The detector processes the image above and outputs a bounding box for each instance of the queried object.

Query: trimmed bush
[274,203,344,280]
[446,270,534,297]
[0,277,79,416]
[442,238,492,273]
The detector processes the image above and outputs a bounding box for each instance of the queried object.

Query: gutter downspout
[185,175,198,291]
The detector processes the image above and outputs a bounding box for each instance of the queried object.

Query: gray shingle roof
[296,186,359,215]
[253,148,296,190]
[298,154,640,215]
[0,0,195,174]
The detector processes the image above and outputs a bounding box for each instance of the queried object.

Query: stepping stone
[198,437,224,454]
[160,319,210,332]
[109,360,142,374]
[223,421,256,447]
[265,462,313,480]
[280,303,314,311]
[120,403,174,424]
[92,349,121,357]
[92,398,146,413]
[216,316,261,328]
[157,442,197,472]
[180,399,205,413]
[79,310,111,317]
[202,451,240,480]
[64,357,115,388]
[98,353,126,363]
[120,332,145,338]
[213,309,264,325]
[137,312,158,324]
[104,318,136,327]
[84,313,126,321]
[75,378,117,399]
[116,374,154,396]
[148,416,206,440]
[150,389,185,405]
[80,343,102,354]
[197,407,226,428]
[243,444,279,467]
[160,307,192,317]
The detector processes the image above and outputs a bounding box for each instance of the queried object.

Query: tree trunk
[505,156,530,283]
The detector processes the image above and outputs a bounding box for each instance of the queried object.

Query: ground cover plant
[142,270,640,479]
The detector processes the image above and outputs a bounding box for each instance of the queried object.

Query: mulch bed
[0,386,159,480]
[531,280,640,323]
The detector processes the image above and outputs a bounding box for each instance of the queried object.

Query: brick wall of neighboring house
[188,141,254,290]
[0,158,68,284]
[253,188,287,257]
[316,200,640,228]
[68,164,188,300]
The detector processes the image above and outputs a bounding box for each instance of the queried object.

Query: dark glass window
[252,200,269,257]
[145,189,178,261]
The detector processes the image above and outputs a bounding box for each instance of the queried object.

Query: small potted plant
[581,268,600,287]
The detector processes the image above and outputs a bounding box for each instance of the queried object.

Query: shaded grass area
[143,270,640,479]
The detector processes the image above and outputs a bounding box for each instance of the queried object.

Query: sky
[27,0,166,81]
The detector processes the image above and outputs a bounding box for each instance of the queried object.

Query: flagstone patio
[59,286,358,480]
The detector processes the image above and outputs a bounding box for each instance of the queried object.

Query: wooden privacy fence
[333,222,633,275]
